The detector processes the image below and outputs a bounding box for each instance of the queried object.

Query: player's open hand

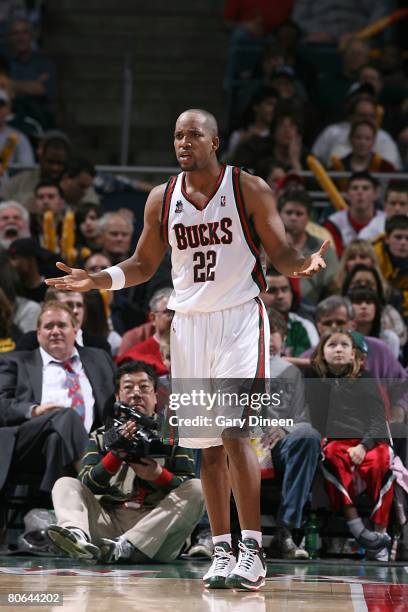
[293,240,330,278]
[45,261,97,292]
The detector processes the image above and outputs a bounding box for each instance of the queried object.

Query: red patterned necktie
[60,357,86,421]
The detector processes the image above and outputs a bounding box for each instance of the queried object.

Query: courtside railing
[5,165,408,209]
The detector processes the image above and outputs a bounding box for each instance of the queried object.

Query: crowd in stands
[0,1,407,564]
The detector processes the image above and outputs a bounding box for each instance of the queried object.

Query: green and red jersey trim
[181,163,226,211]
[161,175,177,246]
[232,166,267,292]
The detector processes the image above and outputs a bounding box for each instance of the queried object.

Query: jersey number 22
[193,250,217,282]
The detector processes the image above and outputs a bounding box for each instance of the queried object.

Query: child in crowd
[304,329,394,561]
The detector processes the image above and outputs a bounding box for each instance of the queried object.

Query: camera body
[103,401,171,463]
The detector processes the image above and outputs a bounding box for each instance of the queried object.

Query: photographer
[47,361,204,563]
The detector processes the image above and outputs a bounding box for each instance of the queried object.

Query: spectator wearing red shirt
[116,287,173,376]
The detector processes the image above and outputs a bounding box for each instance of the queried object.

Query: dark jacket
[0,346,116,489]
[303,367,389,450]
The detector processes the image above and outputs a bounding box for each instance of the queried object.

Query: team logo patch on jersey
[220,195,226,207]
[175,200,183,213]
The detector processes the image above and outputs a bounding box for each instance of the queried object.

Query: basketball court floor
[0,555,407,611]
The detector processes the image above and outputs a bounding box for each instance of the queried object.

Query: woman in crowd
[330,119,396,184]
[337,241,405,331]
[336,239,379,289]
[75,203,103,251]
[232,110,305,172]
[0,287,20,352]
[0,252,40,333]
[267,111,306,172]
[343,265,406,356]
[82,252,116,341]
[304,329,393,561]
[224,87,278,162]
[82,289,122,357]
[347,285,401,359]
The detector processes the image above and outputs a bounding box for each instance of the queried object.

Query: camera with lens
[103,401,171,463]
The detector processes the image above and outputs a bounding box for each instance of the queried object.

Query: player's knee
[201,445,225,468]
[222,433,251,452]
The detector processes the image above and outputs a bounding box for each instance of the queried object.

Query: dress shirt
[39,347,95,432]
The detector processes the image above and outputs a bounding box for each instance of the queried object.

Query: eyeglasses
[122,382,155,395]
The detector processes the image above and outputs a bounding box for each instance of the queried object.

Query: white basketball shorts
[169,297,270,448]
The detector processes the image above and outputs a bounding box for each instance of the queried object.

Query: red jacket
[116,335,168,376]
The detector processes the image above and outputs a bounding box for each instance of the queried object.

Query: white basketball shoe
[202,542,237,589]
[225,538,266,590]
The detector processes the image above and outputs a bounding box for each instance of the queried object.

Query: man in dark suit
[0,300,115,494]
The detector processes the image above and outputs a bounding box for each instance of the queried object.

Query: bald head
[177,109,218,137]
[174,109,220,172]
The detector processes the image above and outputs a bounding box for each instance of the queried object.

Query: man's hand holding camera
[111,420,138,459]
[129,457,162,481]
[115,416,162,480]
[104,371,170,467]
[116,420,164,479]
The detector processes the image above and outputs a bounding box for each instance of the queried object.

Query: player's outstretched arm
[46,184,167,292]
[241,173,329,278]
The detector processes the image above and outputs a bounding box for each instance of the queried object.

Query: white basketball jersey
[161,164,266,313]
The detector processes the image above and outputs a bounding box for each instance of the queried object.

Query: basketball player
[46,109,328,590]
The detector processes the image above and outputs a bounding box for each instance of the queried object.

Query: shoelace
[70,528,88,543]
[212,545,233,571]
[236,541,258,572]
[113,540,124,561]
[103,537,128,561]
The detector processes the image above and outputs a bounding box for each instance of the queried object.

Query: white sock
[212,533,232,547]
[241,530,262,547]
[69,527,89,542]
[347,518,364,538]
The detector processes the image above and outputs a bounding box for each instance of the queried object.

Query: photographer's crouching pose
[48,361,205,563]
